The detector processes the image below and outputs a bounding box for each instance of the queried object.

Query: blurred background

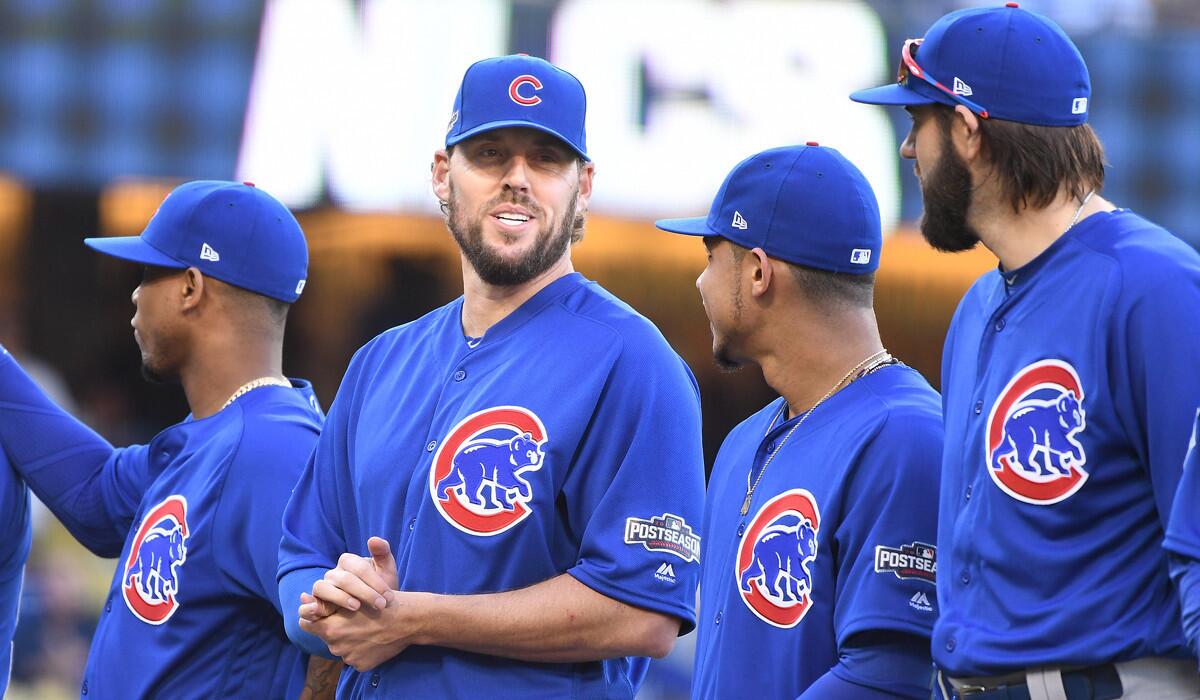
[1,0,1198,697]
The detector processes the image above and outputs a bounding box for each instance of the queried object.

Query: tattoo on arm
[298,656,343,700]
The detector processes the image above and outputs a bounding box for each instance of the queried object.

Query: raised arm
[0,348,150,556]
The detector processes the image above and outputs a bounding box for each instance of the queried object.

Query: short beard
[446,183,577,287]
[919,125,982,253]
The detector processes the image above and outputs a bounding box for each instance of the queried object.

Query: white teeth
[495,213,530,223]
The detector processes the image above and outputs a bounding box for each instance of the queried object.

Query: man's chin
[140,363,176,385]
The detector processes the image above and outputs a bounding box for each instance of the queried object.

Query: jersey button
[82,680,88,695]
[371,672,380,688]
[973,400,983,415]
[453,369,467,382]
[426,440,437,452]
[965,485,973,500]
[960,571,971,585]
[736,523,745,537]
[408,517,416,531]
[994,318,1006,332]
[945,638,956,652]
[714,611,723,625]
[105,596,112,612]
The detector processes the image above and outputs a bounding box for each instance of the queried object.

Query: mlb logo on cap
[446,54,589,161]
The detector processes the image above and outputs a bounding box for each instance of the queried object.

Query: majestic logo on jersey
[624,513,700,562]
[736,489,820,628]
[986,359,1088,505]
[909,590,934,613]
[508,75,543,106]
[874,541,936,583]
[122,495,190,625]
[430,406,547,536]
[654,562,677,584]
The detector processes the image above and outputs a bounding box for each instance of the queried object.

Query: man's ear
[951,105,983,163]
[180,267,205,313]
[748,247,773,299]
[432,149,452,205]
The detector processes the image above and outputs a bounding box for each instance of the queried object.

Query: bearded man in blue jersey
[278,54,706,699]
[854,4,1200,699]
[0,181,338,699]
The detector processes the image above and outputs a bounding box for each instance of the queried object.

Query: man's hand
[306,537,398,617]
[299,588,432,672]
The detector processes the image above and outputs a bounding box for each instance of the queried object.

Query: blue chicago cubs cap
[84,180,309,303]
[656,143,882,274]
[445,54,589,161]
[850,3,1091,127]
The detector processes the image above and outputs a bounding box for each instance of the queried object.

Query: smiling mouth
[493,213,531,225]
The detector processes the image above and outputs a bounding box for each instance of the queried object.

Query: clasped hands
[298,536,426,671]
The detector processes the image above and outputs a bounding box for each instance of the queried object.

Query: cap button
[1005,2,1018,7]
[242,181,256,187]
[805,141,819,147]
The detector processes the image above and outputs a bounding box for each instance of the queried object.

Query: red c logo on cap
[509,75,543,106]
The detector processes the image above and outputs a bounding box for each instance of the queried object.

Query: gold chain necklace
[740,349,889,516]
[221,376,291,410]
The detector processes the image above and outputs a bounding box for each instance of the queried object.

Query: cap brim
[84,236,185,268]
[447,120,591,162]
[849,83,940,107]
[654,217,714,237]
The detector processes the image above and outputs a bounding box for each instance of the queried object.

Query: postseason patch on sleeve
[624,513,701,563]
[873,541,936,583]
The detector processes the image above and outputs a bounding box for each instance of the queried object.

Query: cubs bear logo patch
[736,489,821,628]
[430,406,547,536]
[986,359,1088,505]
[122,495,190,625]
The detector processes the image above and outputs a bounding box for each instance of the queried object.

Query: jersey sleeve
[1110,268,1200,537]
[0,450,30,579]
[832,405,943,647]
[1166,412,1200,558]
[0,348,152,556]
[278,352,364,583]
[214,402,322,615]
[563,335,706,633]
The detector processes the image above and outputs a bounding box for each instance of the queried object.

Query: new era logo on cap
[200,243,220,262]
[952,77,973,96]
[732,211,748,230]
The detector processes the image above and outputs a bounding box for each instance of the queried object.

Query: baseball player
[657,144,943,699]
[0,181,338,698]
[277,54,706,698]
[0,449,30,697]
[852,4,1200,698]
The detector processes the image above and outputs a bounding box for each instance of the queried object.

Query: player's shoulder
[358,297,462,358]
[1071,209,1200,295]
[856,365,944,445]
[553,277,681,360]
[223,383,322,474]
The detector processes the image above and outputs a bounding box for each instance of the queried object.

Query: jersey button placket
[370,672,380,688]
[973,400,983,415]
[994,318,1006,332]
[453,369,467,382]
[714,611,722,625]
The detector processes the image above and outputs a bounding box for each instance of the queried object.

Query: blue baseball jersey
[0,448,31,698]
[692,364,943,699]
[0,346,323,699]
[279,272,705,699]
[935,210,1200,675]
[79,384,323,698]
